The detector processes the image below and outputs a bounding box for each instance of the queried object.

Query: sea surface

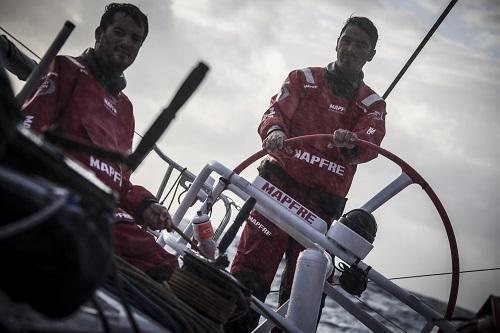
[265,281,473,332]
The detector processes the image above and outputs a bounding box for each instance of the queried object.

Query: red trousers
[230,171,336,302]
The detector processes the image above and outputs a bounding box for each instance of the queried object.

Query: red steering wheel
[233,134,459,322]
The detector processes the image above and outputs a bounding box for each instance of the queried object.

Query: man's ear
[95,27,103,44]
[335,38,339,52]
[367,49,376,62]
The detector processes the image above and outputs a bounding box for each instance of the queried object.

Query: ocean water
[261,267,474,333]
[265,281,466,333]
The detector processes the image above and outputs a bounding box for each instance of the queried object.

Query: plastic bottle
[191,211,216,259]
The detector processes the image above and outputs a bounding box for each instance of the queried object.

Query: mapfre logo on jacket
[293,149,346,176]
[89,156,122,186]
[328,104,346,114]
[104,98,118,115]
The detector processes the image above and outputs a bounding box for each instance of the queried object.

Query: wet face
[335,25,375,75]
[94,12,145,74]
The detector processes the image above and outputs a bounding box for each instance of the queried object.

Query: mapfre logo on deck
[252,176,320,225]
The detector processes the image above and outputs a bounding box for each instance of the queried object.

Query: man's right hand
[262,130,287,154]
[142,203,173,232]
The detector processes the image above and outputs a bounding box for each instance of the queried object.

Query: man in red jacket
[229,16,386,331]
[22,3,178,280]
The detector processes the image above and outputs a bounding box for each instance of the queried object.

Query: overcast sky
[2,0,499,315]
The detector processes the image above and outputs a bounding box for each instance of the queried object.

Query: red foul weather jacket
[22,55,154,213]
[21,55,177,272]
[259,66,387,198]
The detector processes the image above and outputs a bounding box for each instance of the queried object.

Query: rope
[167,169,187,210]
[386,267,500,282]
[158,167,185,206]
[91,295,111,333]
[117,273,183,333]
[168,253,249,325]
[110,259,140,333]
[305,266,500,290]
[177,185,189,204]
[169,270,237,323]
[111,256,223,333]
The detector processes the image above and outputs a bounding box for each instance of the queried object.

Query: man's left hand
[329,129,358,149]
[142,203,172,231]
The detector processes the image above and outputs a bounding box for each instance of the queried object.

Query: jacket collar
[326,62,363,100]
[80,48,127,96]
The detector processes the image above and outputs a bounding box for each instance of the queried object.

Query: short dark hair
[99,3,149,42]
[339,16,378,49]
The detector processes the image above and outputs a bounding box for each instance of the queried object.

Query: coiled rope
[168,252,249,326]
[110,256,224,333]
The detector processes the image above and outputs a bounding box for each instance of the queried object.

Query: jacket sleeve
[119,165,159,224]
[258,70,305,140]
[343,99,387,164]
[21,57,70,132]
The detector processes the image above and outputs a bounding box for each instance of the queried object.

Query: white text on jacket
[248,215,273,236]
[294,149,345,176]
[90,156,122,186]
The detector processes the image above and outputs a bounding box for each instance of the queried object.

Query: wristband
[266,125,283,136]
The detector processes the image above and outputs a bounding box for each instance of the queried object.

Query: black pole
[16,21,75,106]
[126,61,209,171]
[383,0,458,100]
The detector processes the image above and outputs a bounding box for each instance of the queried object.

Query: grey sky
[2,0,499,314]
